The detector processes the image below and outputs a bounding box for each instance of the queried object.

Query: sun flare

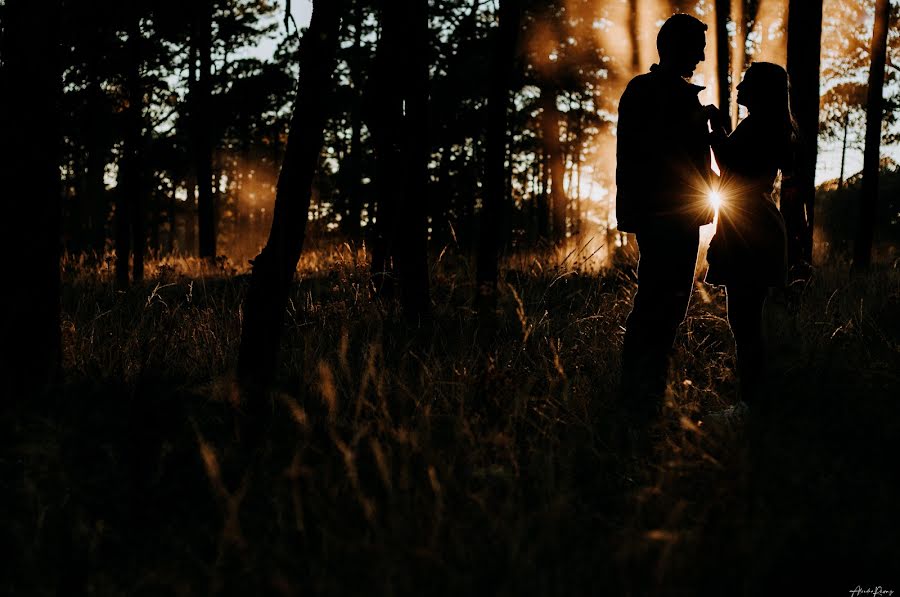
[709,191,722,211]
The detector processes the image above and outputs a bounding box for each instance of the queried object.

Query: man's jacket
[615,64,714,233]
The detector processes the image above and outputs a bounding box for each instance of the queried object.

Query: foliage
[819,0,900,151]
[47,0,900,266]
[816,161,900,259]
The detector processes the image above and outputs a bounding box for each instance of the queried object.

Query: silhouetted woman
[705,62,797,410]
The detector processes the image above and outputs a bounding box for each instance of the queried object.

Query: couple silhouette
[616,14,795,431]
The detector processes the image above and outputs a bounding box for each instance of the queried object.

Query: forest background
[2,0,900,595]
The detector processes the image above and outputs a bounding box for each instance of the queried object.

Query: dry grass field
[6,246,900,595]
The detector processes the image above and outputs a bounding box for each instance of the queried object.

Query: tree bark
[476,0,521,315]
[0,0,63,403]
[852,0,890,271]
[784,0,823,276]
[237,0,343,389]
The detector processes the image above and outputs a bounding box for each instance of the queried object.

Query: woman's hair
[745,62,799,172]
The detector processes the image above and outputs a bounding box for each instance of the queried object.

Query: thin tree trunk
[168,185,177,254]
[731,0,746,128]
[184,41,199,256]
[784,0,822,275]
[541,86,567,244]
[395,0,430,319]
[344,0,364,241]
[237,0,343,389]
[195,0,217,260]
[0,0,62,402]
[574,148,583,236]
[115,180,132,288]
[715,0,732,127]
[536,150,550,240]
[114,18,136,289]
[853,0,890,271]
[839,110,849,189]
[370,0,430,318]
[114,17,133,286]
[369,1,403,300]
[125,11,146,283]
[432,146,453,245]
[629,0,641,75]
[476,0,521,314]
[85,88,108,255]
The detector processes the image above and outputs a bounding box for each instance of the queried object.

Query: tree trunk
[344,0,364,242]
[783,0,822,276]
[396,0,431,319]
[0,0,62,402]
[731,0,746,129]
[370,0,430,319]
[715,0,732,127]
[852,0,890,271]
[124,11,146,283]
[536,150,550,241]
[541,86,567,243]
[85,86,108,255]
[237,0,343,389]
[194,0,217,260]
[839,110,849,189]
[432,146,454,245]
[476,0,521,314]
[114,189,132,288]
[184,39,199,256]
[629,0,641,75]
[115,27,134,293]
[573,148,583,236]
[369,0,403,301]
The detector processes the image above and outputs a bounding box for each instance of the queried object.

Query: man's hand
[703,104,731,134]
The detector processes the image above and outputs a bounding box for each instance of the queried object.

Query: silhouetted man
[616,14,715,422]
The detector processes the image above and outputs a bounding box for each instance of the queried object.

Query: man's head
[657,14,707,77]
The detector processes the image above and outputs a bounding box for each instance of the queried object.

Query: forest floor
[6,245,900,596]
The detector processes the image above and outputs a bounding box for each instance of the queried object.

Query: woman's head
[736,62,789,115]
[737,62,798,169]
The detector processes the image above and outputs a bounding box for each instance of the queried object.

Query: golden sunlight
[709,190,722,211]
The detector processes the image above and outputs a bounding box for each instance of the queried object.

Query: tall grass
[8,246,899,596]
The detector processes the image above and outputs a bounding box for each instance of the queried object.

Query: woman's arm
[705,105,735,170]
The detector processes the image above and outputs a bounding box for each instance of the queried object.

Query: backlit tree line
[0,0,897,393]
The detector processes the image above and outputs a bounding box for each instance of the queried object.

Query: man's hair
[656,14,708,60]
